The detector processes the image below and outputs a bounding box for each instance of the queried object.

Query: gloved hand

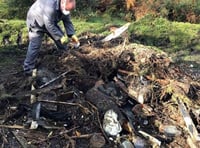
[61,36,68,44]
[70,35,80,48]
[55,37,67,51]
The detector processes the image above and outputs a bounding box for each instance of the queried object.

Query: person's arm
[62,15,80,48]
[43,4,64,41]
[62,15,75,37]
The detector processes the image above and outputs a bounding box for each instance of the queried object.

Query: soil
[0,33,199,148]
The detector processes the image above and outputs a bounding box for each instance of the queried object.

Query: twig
[63,133,76,148]
[0,132,8,144]
[122,37,127,51]
[0,70,24,77]
[40,100,91,114]
[0,124,24,129]
[34,127,78,144]
[12,131,28,148]
[39,71,71,89]
[8,84,63,98]
[118,69,137,76]
[71,133,101,139]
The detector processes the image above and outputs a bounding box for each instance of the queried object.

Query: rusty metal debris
[39,71,71,89]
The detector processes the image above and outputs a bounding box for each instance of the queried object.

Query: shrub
[1,0,34,19]
[0,20,27,46]
[152,0,200,23]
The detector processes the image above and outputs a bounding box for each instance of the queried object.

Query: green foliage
[1,0,34,19]
[152,0,200,23]
[76,0,99,10]
[0,20,27,46]
[0,1,9,19]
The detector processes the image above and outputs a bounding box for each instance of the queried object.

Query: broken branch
[40,100,91,114]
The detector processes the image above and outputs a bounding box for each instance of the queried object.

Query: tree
[5,0,34,19]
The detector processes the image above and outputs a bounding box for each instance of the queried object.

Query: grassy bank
[128,15,200,53]
[0,15,200,63]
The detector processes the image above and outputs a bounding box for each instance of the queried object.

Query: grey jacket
[27,0,75,41]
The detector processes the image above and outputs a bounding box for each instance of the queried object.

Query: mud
[0,34,199,147]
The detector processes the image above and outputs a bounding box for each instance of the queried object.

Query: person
[23,0,80,75]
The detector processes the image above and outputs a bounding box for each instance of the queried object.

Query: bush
[0,0,34,19]
[0,1,9,19]
[0,20,27,46]
[152,0,200,23]
[1,0,200,23]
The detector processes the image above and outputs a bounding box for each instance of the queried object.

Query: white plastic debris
[138,130,161,146]
[30,121,38,129]
[137,93,144,104]
[163,125,181,137]
[103,109,122,136]
[101,23,131,42]
[132,137,146,148]
[120,140,134,148]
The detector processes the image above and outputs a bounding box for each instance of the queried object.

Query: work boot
[23,70,33,77]
[23,70,35,85]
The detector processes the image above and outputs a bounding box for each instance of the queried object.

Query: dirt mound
[0,34,199,147]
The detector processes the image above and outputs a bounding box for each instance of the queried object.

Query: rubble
[0,33,199,147]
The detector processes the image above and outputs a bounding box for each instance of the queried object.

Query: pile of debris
[0,32,200,147]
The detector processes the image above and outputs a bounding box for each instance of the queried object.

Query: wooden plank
[101,23,131,42]
[177,98,200,142]
[138,130,161,146]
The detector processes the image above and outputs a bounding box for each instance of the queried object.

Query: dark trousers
[23,25,65,73]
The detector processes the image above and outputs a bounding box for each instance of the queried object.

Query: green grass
[72,15,125,36]
[129,15,200,53]
[0,15,125,47]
